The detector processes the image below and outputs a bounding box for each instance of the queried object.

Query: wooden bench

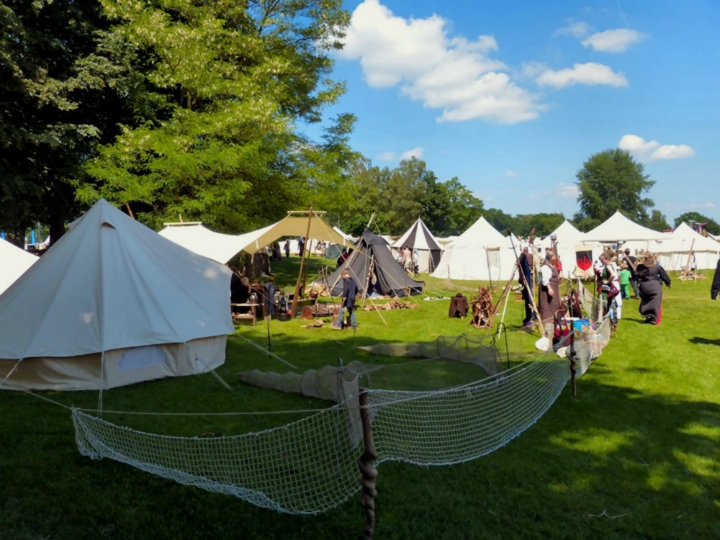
[231,303,259,326]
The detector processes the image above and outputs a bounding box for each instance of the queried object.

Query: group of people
[396,245,418,275]
[518,244,676,335]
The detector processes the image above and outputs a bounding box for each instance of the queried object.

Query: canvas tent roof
[159,214,351,262]
[543,220,584,244]
[582,211,665,242]
[660,222,720,252]
[0,199,233,360]
[158,224,254,264]
[0,238,37,296]
[392,219,442,251]
[326,230,424,297]
[431,216,517,281]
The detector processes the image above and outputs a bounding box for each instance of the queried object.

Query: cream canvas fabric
[431,216,517,281]
[0,199,233,390]
[583,211,665,242]
[0,238,37,295]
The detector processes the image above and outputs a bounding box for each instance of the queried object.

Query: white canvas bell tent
[0,238,37,295]
[392,218,443,273]
[653,222,720,271]
[0,199,234,391]
[431,216,516,282]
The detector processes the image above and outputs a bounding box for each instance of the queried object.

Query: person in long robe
[711,257,720,300]
[518,248,534,329]
[636,252,671,325]
[538,251,560,334]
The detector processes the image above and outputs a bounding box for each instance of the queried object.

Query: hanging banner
[575,247,594,278]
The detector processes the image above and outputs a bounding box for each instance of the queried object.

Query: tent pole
[361,255,375,307]
[485,250,493,292]
[290,207,314,318]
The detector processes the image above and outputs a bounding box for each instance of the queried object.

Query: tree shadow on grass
[689,337,720,346]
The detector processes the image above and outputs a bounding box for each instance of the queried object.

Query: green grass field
[1,255,719,539]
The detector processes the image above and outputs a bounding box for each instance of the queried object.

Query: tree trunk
[48,205,67,246]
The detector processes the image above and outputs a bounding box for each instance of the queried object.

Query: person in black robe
[262,276,278,317]
[711,257,720,300]
[518,248,534,329]
[229,268,250,315]
[284,239,290,258]
[635,253,671,325]
[334,269,358,329]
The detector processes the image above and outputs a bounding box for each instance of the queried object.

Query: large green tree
[80,0,352,231]
[674,212,720,235]
[643,209,670,231]
[0,0,124,243]
[574,149,656,225]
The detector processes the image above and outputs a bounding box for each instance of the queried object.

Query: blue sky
[312,0,720,223]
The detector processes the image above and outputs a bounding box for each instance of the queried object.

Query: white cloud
[536,62,628,88]
[582,29,644,53]
[557,183,580,198]
[400,147,424,160]
[553,20,591,38]
[377,151,396,161]
[618,134,695,162]
[338,0,544,124]
[504,170,518,178]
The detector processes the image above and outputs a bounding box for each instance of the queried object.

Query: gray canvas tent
[327,230,424,297]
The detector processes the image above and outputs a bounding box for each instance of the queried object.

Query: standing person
[284,239,290,258]
[298,237,305,257]
[334,268,358,329]
[538,251,560,335]
[623,248,640,299]
[711,257,720,300]
[636,252,671,325]
[619,262,632,299]
[597,252,622,320]
[402,245,413,273]
[518,247,534,329]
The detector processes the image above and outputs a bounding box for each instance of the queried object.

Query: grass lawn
[1,254,719,539]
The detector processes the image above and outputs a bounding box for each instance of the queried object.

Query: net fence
[72,323,612,515]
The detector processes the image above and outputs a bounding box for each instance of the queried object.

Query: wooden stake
[361,255,375,307]
[569,330,577,397]
[291,207,314,318]
[357,390,378,540]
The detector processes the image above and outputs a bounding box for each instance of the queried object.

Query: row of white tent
[389,211,720,282]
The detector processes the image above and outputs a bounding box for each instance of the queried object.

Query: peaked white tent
[158,223,254,264]
[432,216,516,282]
[392,218,443,273]
[540,220,592,278]
[0,200,234,391]
[654,222,720,271]
[0,238,37,295]
[583,211,665,243]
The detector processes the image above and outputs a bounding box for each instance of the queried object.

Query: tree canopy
[79,0,353,232]
[574,149,656,225]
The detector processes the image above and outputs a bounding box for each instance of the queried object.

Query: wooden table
[231,303,259,326]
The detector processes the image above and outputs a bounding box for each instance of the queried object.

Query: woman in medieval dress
[636,252,671,325]
[538,251,560,334]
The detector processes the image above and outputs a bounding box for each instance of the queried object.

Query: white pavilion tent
[0,238,37,296]
[159,214,351,263]
[432,216,516,282]
[582,211,665,245]
[653,222,720,271]
[0,199,234,391]
[392,218,444,273]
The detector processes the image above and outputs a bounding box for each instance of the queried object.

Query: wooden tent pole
[290,207,314,318]
[361,255,375,307]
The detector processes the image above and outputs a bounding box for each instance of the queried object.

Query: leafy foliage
[79,0,352,231]
[643,209,671,231]
[574,149,656,225]
[0,0,125,242]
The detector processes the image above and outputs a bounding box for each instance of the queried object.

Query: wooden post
[357,390,378,540]
[290,207,314,318]
[569,328,577,397]
[361,255,375,307]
